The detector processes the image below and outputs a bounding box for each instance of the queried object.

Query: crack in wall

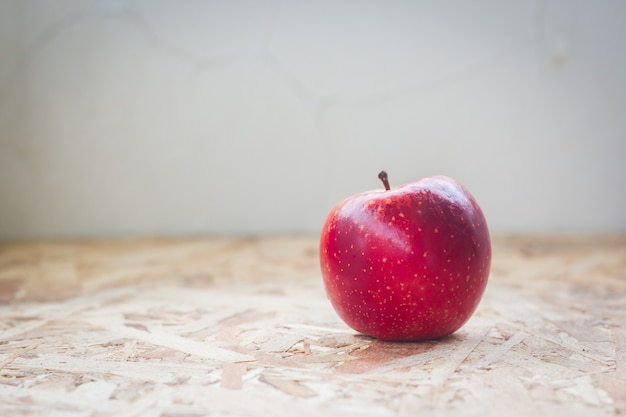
[1,0,578,146]
[259,0,553,138]
[260,48,338,137]
[0,0,244,121]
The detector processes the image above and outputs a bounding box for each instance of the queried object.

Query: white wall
[1,0,625,239]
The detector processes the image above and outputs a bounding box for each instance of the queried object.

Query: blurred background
[0,0,624,239]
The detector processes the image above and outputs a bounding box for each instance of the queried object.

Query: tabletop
[0,234,625,416]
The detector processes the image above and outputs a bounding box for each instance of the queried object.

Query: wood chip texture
[0,235,625,416]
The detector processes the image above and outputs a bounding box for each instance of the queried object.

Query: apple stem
[378,171,390,191]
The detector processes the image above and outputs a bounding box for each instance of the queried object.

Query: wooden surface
[0,235,625,416]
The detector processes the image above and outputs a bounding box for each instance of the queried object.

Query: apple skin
[320,175,491,341]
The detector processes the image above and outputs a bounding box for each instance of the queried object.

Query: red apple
[319,171,491,341]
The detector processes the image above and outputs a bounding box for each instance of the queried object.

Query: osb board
[0,235,625,416]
